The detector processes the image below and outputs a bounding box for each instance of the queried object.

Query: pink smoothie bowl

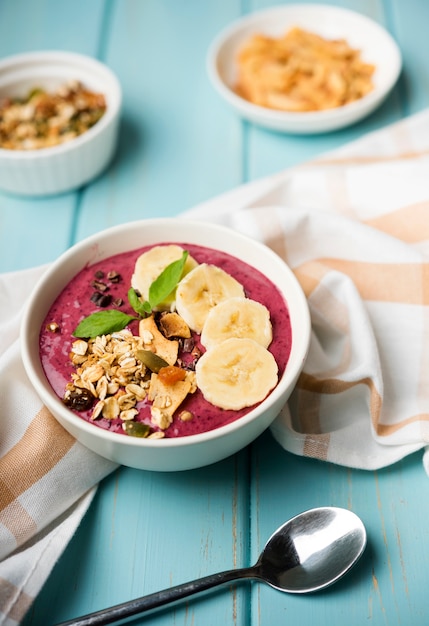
[20,218,311,471]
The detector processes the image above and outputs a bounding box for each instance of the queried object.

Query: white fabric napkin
[2,109,429,625]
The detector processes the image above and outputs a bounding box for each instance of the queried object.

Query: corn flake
[235,27,375,112]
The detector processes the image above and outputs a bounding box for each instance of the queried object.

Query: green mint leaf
[128,287,150,317]
[148,250,188,308]
[73,310,138,338]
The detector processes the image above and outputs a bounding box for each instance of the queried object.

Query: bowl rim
[207,3,402,128]
[20,217,311,449]
[0,50,122,159]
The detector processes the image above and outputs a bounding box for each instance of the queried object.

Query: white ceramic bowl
[0,50,122,196]
[207,4,402,134]
[21,218,310,472]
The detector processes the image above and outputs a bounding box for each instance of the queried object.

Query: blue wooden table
[1,1,429,624]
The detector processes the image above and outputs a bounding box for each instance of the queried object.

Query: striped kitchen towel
[186,107,429,475]
[0,267,117,626]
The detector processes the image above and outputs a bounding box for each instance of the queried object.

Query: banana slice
[195,337,278,410]
[131,245,198,311]
[201,296,273,350]
[175,264,245,333]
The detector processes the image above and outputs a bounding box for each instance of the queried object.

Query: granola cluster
[63,314,199,437]
[64,329,154,428]
[0,80,106,150]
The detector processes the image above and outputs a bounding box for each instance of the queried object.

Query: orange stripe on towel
[293,262,330,298]
[0,501,38,549]
[365,202,429,243]
[297,259,429,305]
[309,149,429,167]
[303,433,331,459]
[297,373,382,432]
[297,373,429,437]
[376,413,429,436]
[0,406,75,511]
[0,577,34,623]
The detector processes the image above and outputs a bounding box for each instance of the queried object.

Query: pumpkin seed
[122,421,152,438]
[135,349,169,373]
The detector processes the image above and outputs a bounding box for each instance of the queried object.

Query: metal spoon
[56,506,366,626]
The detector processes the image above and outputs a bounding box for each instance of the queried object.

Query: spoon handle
[55,566,256,626]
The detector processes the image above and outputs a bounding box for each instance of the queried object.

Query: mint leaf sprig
[73,310,138,339]
[146,250,188,310]
[73,250,189,339]
[127,287,148,317]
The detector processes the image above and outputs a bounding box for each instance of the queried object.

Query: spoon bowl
[56,506,366,626]
[257,506,367,593]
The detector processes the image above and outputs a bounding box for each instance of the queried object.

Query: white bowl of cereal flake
[21,218,311,472]
[0,50,122,196]
[207,4,402,134]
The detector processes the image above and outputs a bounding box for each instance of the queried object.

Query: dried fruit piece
[63,386,95,411]
[139,315,179,365]
[158,365,187,385]
[159,312,191,339]
[148,370,197,429]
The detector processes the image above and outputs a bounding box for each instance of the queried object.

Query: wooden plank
[0,0,106,57]
[387,0,429,116]
[75,0,244,242]
[251,433,429,625]
[0,195,75,272]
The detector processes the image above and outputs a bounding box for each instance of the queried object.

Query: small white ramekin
[0,50,122,196]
